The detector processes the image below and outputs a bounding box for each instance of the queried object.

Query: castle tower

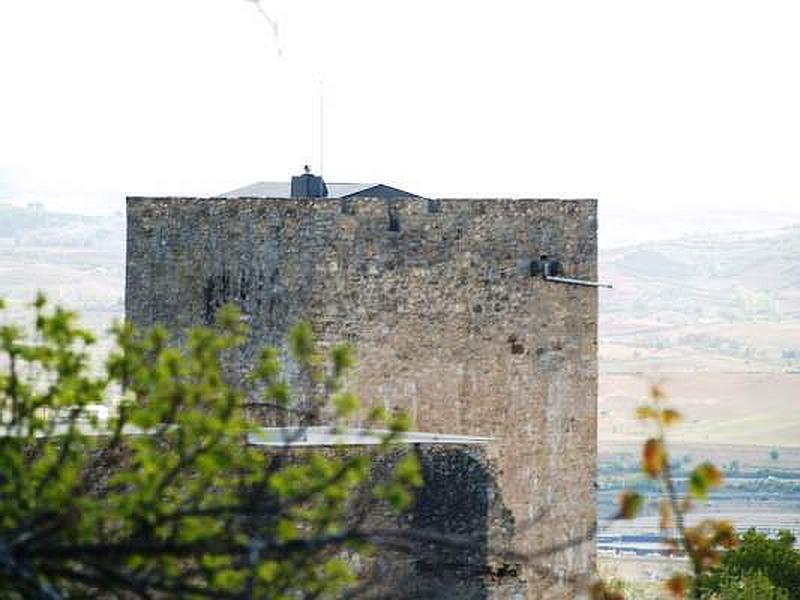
[126,186,598,598]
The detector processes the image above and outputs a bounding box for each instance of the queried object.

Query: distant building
[126,169,598,598]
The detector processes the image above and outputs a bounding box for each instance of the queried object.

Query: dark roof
[218,181,419,199]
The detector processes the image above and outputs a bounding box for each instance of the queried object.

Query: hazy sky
[2,0,800,216]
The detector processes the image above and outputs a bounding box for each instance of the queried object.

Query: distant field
[0,242,123,339]
[598,554,686,589]
[0,205,124,324]
[601,440,800,470]
[600,373,800,447]
[599,440,800,583]
[601,223,800,374]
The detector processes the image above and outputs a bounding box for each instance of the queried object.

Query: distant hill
[599,221,800,447]
[599,207,800,248]
[0,203,124,341]
[0,203,124,251]
[601,224,800,373]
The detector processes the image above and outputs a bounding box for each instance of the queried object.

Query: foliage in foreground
[713,571,788,600]
[591,576,664,600]
[596,385,800,600]
[0,295,420,599]
[594,385,736,600]
[698,529,799,600]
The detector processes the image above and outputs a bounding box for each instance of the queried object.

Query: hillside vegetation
[601,225,800,373]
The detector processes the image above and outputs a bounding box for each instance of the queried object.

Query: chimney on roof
[291,166,328,198]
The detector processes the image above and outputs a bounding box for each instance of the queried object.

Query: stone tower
[126,192,598,598]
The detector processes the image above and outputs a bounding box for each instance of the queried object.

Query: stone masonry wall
[126,196,598,598]
[336,443,522,599]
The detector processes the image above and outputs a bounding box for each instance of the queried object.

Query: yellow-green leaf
[332,391,359,417]
[689,462,723,499]
[618,490,644,519]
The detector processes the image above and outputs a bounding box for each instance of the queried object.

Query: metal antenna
[245,0,282,57]
[318,76,324,175]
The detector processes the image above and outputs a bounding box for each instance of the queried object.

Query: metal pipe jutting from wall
[544,274,613,289]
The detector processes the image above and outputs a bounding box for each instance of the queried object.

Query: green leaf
[618,490,644,519]
[331,344,354,373]
[332,391,359,417]
[689,462,723,499]
[289,321,315,363]
[396,453,423,486]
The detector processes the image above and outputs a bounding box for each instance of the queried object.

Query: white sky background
[1,0,800,217]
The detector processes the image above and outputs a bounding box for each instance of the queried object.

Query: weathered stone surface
[126,196,598,598]
[351,444,522,599]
